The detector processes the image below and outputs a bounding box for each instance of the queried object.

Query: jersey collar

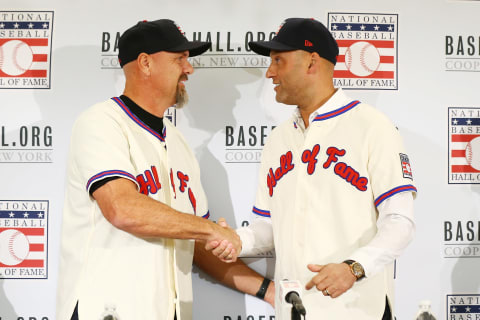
[111,96,166,142]
[293,88,360,129]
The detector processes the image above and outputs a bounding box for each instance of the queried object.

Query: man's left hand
[305,263,356,298]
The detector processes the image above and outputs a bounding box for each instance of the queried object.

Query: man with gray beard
[56,19,272,320]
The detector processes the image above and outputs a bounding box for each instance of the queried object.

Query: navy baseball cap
[248,18,339,65]
[118,19,211,67]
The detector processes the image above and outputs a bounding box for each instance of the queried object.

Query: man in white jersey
[56,19,274,320]
[216,18,417,320]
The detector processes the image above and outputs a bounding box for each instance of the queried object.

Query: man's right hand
[205,218,242,263]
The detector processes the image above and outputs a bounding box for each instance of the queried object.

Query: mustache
[179,74,188,82]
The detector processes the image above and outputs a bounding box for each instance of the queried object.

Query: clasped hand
[205,218,242,263]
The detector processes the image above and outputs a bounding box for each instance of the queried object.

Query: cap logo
[305,40,313,47]
[276,20,286,35]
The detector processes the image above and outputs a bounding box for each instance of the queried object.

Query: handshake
[204,218,241,263]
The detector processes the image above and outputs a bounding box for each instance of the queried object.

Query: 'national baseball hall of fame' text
[0,11,54,89]
[447,295,480,320]
[0,200,48,279]
[328,13,398,90]
[448,107,480,184]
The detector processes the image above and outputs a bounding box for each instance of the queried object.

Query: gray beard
[175,85,188,109]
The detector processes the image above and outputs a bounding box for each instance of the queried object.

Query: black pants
[70,302,78,320]
[382,297,392,320]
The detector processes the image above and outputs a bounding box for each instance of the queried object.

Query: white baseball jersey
[56,97,209,320]
[251,89,416,320]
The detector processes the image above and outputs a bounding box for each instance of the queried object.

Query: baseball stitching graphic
[0,40,34,76]
[0,229,30,266]
[344,41,380,77]
[466,136,480,171]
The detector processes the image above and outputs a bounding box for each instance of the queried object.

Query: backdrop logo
[0,200,48,279]
[328,13,398,90]
[443,220,480,258]
[0,125,53,164]
[448,107,480,184]
[100,29,275,69]
[224,125,275,164]
[187,30,275,68]
[0,11,54,89]
[100,31,121,69]
[445,35,480,72]
[164,107,176,126]
[447,295,480,320]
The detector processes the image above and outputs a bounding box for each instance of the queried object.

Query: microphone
[279,279,306,316]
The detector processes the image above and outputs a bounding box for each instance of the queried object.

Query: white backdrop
[1,1,480,319]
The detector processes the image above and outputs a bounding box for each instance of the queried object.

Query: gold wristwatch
[343,259,365,280]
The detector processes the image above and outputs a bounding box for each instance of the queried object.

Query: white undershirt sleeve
[236,217,274,257]
[348,191,415,278]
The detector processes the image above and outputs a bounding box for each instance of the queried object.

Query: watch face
[352,263,364,277]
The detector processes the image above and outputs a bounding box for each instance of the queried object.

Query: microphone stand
[291,305,302,320]
[290,299,305,320]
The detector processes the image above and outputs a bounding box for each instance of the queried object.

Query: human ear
[137,53,151,77]
[307,53,318,73]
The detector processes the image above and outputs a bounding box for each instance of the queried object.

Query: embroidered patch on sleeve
[400,153,413,179]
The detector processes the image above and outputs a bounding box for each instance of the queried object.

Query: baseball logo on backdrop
[344,41,380,77]
[0,39,34,76]
[0,200,48,279]
[0,229,30,266]
[447,294,480,320]
[448,107,480,184]
[328,13,398,90]
[0,11,54,89]
[466,137,480,171]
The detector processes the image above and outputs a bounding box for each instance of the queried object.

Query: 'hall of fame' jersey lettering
[301,144,320,174]
[177,171,189,192]
[136,166,199,214]
[188,188,197,215]
[267,145,369,197]
[136,166,162,195]
[267,151,295,197]
[176,170,198,215]
[170,168,177,199]
[323,146,368,191]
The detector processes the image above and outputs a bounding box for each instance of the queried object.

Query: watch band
[255,278,271,300]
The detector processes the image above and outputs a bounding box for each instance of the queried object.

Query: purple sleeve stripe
[374,184,417,207]
[86,170,136,191]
